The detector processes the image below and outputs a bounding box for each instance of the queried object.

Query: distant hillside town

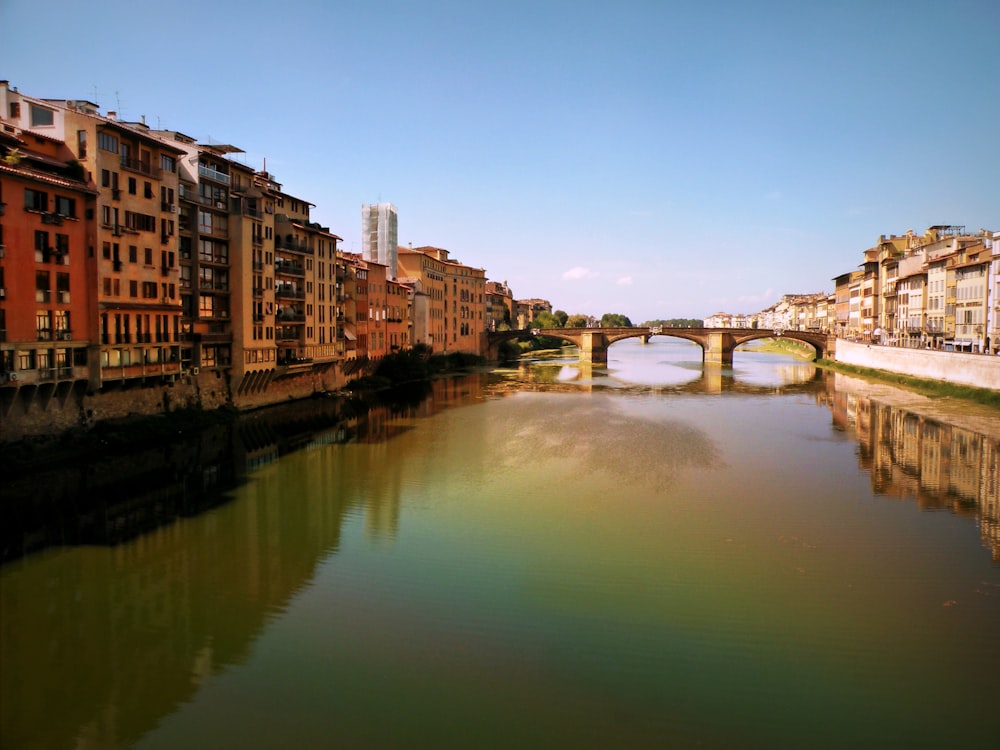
[705,225,998,354]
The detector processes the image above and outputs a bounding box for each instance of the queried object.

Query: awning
[343,328,357,341]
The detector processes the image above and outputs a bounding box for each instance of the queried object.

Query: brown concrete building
[486,280,514,331]
[398,246,448,351]
[273,190,342,368]
[398,245,485,355]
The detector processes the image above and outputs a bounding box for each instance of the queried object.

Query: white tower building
[361,203,398,279]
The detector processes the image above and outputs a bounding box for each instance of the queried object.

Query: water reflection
[828,375,1000,561]
[2,357,999,749]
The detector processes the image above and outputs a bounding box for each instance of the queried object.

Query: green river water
[2,340,998,749]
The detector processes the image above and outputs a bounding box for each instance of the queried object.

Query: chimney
[107,111,117,120]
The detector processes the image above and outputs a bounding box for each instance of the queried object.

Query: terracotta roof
[0,161,97,193]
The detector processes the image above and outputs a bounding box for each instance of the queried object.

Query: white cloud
[617,276,633,286]
[562,266,598,281]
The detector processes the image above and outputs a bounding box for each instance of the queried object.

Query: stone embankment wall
[0,367,345,444]
[835,339,1000,390]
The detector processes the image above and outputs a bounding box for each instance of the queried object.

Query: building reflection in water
[827,376,1000,561]
[1,370,998,749]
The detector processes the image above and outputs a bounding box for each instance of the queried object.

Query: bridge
[485,326,836,365]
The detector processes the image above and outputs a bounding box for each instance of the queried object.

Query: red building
[0,125,97,388]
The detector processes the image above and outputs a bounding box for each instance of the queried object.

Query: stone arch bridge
[486,327,835,365]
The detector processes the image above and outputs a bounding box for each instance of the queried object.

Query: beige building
[952,240,990,352]
[515,298,552,330]
[398,245,485,355]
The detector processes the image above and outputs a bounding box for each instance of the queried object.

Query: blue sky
[2,0,998,322]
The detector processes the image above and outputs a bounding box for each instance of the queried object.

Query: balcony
[121,156,161,178]
[198,164,231,185]
[274,260,305,277]
[275,286,304,300]
[276,238,313,254]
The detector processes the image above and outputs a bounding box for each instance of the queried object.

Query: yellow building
[398,246,448,351]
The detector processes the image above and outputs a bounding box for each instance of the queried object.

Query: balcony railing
[198,164,231,185]
[121,156,161,178]
[275,261,305,276]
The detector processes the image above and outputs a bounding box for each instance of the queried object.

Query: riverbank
[743,335,1000,408]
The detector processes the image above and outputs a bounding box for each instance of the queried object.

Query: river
[1,339,998,749]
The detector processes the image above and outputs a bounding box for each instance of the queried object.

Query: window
[56,273,70,302]
[9,101,20,119]
[160,154,176,173]
[54,195,76,217]
[25,188,48,212]
[198,295,216,318]
[144,247,153,265]
[55,234,69,259]
[129,245,137,263]
[77,130,87,158]
[98,131,118,152]
[124,211,156,232]
[128,177,137,195]
[29,104,54,127]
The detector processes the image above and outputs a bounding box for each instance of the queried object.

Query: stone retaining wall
[835,338,1000,390]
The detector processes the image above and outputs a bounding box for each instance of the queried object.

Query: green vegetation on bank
[346,347,486,392]
[740,337,817,358]
[816,359,1000,409]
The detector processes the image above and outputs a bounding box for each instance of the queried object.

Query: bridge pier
[703,331,735,366]
[579,331,609,364]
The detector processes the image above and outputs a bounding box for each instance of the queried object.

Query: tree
[600,313,633,328]
[565,314,589,328]
[553,309,569,327]
[531,310,562,329]
[643,318,703,328]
